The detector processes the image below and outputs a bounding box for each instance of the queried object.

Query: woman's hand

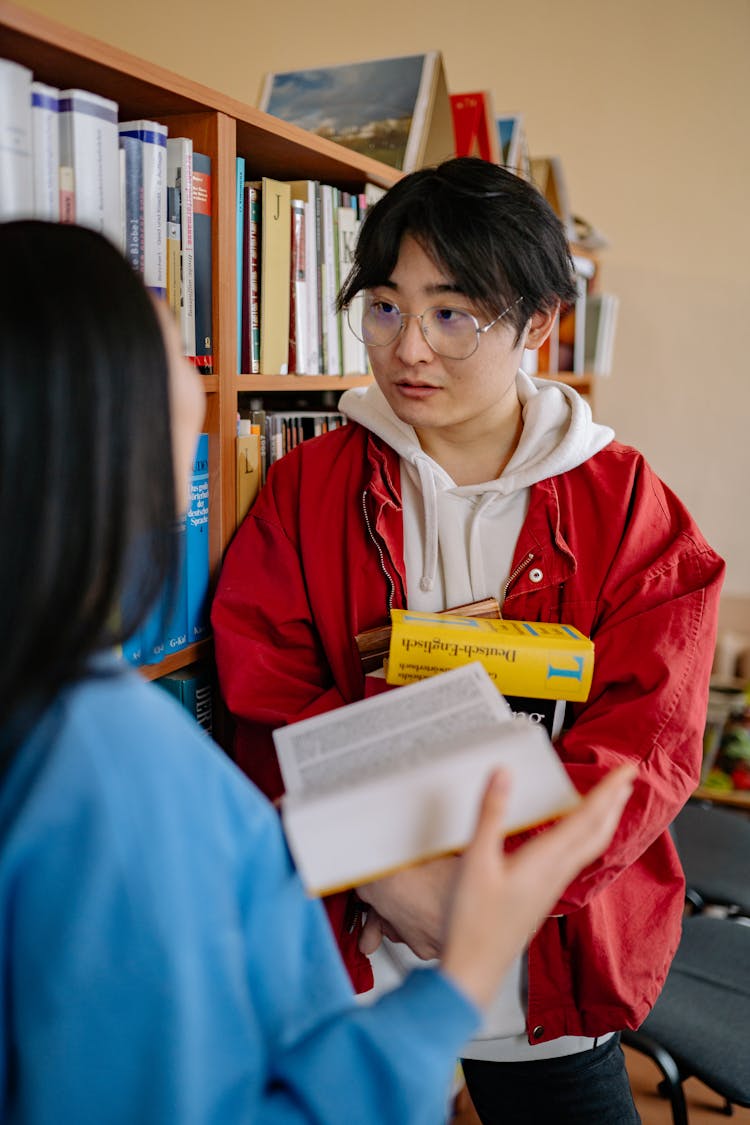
[440,763,636,1010]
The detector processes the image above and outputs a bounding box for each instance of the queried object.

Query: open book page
[275,661,509,798]
[274,664,580,896]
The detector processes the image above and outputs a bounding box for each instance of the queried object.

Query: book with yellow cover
[386,609,594,702]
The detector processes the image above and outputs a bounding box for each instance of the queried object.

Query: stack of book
[0,55,212,372]
[236,170,383,377]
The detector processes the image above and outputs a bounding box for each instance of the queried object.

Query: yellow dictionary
[386,609,594,702]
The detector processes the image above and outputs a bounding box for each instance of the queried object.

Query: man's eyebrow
[377,280,465,296]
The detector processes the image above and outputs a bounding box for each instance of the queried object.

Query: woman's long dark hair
[0,220,178,763]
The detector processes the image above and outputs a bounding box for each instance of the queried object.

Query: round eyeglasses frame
[347,296,524,361]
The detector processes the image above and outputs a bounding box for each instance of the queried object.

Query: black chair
[672,800,750,917]
[622,914,750,1124]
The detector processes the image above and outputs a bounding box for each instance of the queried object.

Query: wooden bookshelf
[1,0,604,699]
[0,0,401,697]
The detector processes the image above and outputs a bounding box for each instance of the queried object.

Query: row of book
[236,411,347,523]
[0,56,213,371]
[123,434,210,667]
[237,168,384,377]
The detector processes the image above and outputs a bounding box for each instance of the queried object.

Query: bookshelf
[1,0,606,690]
[0,0,401,684]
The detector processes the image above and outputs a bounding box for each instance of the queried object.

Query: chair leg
[621,1030,689,1125]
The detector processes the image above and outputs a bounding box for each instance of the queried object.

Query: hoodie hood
[339,371,614,600]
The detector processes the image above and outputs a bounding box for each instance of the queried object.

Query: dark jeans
[461,1034,641,1125]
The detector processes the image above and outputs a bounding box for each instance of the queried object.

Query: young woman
[0,219,635,1125]
[212,157,725,1124]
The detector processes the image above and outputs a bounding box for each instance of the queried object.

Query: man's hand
[356,855,460,959]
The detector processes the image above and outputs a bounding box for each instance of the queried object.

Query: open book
[274,663,579,896]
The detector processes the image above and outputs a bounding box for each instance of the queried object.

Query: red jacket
[212,422,724,1039]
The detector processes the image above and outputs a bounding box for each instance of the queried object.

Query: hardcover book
[0,58,32,221]
[259,51,455,173]
[287,180,321,374]
[30,80,59,220]
[119,133,143,273]
[450,91,500,162]
[185,432,210,643]
[157,663,214,734]
[61,88,121,246]
[119,119,168,296]
[256,176,291,374]
[386,609,594,702]
[191,151,213,373]
[166,137,196,357]
[274,662,580,895]
[497,113,530,180]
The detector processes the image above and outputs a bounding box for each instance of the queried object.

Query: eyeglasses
[346,296,523,361]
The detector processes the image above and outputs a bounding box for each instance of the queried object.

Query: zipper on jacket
[362,489,396,616]
[501,552,535,612]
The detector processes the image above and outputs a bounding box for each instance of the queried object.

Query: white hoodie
[340,370,616,1062]
[340,370,614,614]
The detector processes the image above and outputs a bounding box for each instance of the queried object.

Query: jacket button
[532,1025,545,1039]
[529,568,543,583]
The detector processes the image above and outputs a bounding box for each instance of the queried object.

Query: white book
[30,81,59,220]
[274,663,580,896]
[290,197,309,374]
[288,180,321,374]
[0,58,33,220]
[166,137,196,355]
[119,120,168,297]
[319,183,341,375]
[337,204,367,375]
[59,88,120,246]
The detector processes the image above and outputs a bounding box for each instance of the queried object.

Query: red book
[450,91,500,162]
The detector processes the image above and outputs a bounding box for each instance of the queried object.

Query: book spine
[192,152,213,373]
[289,197,308,374]
[118,134,143,273]
[119,121,168,295]
[320,184,341,375]
[185,433,210,643]
[163,511,188,655]
[235,156,245,370]
[337,204,365,374]
[60,89,121,245]
[166,184,181,320]
[166,137,196,357]
[0,59,33,221]
[30,81,59,221]
[259,177,291,375]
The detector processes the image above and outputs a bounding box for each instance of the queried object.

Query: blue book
[192,152,213,372]
[119,133,143,273]
[185,433,210,643]
[156,663,214,734]
[163,511,188,655]
[236,155,245,369]
[121,628,143,667]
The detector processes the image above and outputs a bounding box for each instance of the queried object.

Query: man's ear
[523,305,559,350]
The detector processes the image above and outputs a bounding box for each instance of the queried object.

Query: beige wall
[25,0,750,600]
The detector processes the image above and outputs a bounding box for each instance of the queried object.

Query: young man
[212,157,724,1124]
